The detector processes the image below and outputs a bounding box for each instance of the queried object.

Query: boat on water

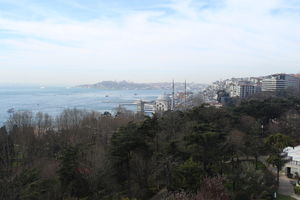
[105,95,109,97]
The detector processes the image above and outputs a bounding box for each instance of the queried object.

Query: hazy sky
[0,0,300,85]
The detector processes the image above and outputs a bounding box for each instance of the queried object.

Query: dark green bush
[294,186,300,194]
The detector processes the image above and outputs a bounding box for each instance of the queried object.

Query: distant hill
[77,81,207,91]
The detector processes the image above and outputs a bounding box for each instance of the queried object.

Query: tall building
[229,81,256,98]
[238,83,256,98]
[262,74,300,92]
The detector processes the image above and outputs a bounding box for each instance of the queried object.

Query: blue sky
[0,0,300,85]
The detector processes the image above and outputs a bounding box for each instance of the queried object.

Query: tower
[171,80,175,111]
[137,100,145,113]
[184,80,187,110]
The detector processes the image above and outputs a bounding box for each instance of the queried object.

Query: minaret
[184,80,187,110]
[171,80,175,111]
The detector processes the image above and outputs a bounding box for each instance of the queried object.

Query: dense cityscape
[204,73,300,103]
[119,73,300,116]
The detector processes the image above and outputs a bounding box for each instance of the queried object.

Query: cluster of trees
[1,93,300,200]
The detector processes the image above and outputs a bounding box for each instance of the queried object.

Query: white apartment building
[283,146,300,177]
[262,74,300,92]
[229,81,256,98]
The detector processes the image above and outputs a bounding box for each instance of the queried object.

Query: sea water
[0,86,167,125]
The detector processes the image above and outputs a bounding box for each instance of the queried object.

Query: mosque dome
[157,94,171,101]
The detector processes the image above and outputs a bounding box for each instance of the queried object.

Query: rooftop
[157,94,171,101]
[284,146,300,162]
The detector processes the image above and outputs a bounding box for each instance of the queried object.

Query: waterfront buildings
[135,94,175,114]
[204,73,300,103]
[134,81,192,114]
[155,95,172,112]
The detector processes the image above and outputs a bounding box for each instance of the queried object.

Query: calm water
[0,86,167,125]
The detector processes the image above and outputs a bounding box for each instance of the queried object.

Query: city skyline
[1,0,300,85]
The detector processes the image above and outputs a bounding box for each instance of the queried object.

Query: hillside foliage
[1,94,300,199]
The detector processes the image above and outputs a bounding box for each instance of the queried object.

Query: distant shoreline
[77,80,207,91]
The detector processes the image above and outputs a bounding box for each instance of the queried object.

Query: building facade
[229,81,256,98]
[262,74,300,92]
[283,146,300,178]
[238,83,255,98]
[155,95,171,113]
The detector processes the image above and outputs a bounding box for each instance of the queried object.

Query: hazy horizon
[0,71,298,87]
[1,0,300,85]
[0,80,207,87]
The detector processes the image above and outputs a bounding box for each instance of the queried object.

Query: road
[278,174,300,200]
[259,156,300,199]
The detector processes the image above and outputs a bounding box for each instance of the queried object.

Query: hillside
[77,80,207,91]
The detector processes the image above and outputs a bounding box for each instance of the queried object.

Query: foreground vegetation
[277,194,297,200]
[1,91,300,199]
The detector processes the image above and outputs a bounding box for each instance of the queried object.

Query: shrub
[164,192,194,200]
[294,186,300,194]
[195,177,230,200]
[234,192,250,200]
